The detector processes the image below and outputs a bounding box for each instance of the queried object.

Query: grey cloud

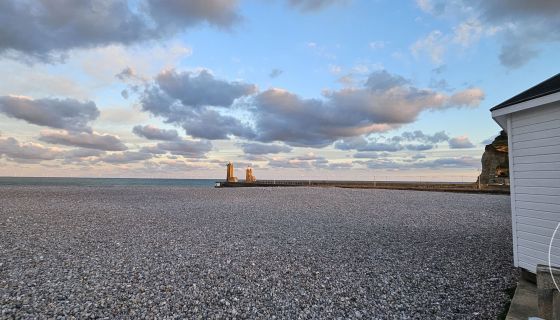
[65,148,105,159]
[353,159,403,170]
[365,70,409,91]
[63,148,106,164]
[288,0,349,11]
[267,159,312,169]
[448,136,475,149]
[121,90,129,99]
[335,130,449,152]
[400,130,449,143]
[418,0,560,68]
[141,139,212,158]
[243,154,269,161]
[269,69,283,78]
[0,136,63,163]
[499,43,539,69]
[472,1,560,20]
[405,144,434,151]
[146,0,240,31]
[140,69,257,140]
[39,130,127,151]
[179,109,255,140]
[432,65,447,74]
[412,156,479,169]
[0,0,240,63]
[429,78,452,91]
[143,160,201,172]
[252,71,483,146]
[116,67,137,81]
[356,156,478,170]
[0,96,99,132]
[267,153,350,170]
[335,137,400,152]
[324,162,353,169]
[241,142,292,155]
[133,125,179,141]
[154,69,257,109]
[98,151,152,164]
[139,69,482,147]
[360,142,402,152]
[353,152,383,159]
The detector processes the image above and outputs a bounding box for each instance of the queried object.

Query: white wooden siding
[510,102,560,272]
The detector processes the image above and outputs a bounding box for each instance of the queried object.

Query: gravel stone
[0,186,516,319]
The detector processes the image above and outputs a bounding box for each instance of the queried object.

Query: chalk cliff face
[479,131,509,185]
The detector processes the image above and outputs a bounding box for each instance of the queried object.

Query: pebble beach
[0,186,516,319]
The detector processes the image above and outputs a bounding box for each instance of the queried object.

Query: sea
[0,177,218,188]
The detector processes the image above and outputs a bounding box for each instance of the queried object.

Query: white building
[491,73,560,273]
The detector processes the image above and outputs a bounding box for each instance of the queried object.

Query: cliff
[478,131,509,185]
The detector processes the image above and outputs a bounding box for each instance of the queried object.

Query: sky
[0,0,559,181]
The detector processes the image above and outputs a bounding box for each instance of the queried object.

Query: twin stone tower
[226,162,256,183]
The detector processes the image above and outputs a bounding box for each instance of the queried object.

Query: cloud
[405,144,434,151]
[243,154,269,162]
[141,139,212,158]
[269,69,283,78]
[0,95,99,132]
[252,71,483,147]
[132,125,179,141]
[0,0,240,63]
[0,136,63,163]
[412,156,479,169]
[288,0,349,12]
[335,130,450,152]
[416,0,560,68]
[115,66,146,83]
[98,106,149,125]
[411,30,447,65]
[329,64,342,75]
[267,153,348,170]
[39,130,127,151]
[153,69,257,109]
[140,69,257,140]
[369,41,386,50]
[63,148,105,162]
[143,159,204,172]
[365,70,409,90]
[355,156,479,170]
[448,136,475,149]
[452,19,484,47]
[241,142,292,155]
[177,109,256,140]
[137,69,482,147]
[336,138,403,152]
[353,151,384,159]
[97,151,152,164]
[400,130,450,143]
[498,44,539,69]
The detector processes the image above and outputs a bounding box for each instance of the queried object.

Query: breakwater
[215,180,510,194]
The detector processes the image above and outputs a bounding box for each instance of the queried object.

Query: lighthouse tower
[245,166,256,183]
[226,162,237,182]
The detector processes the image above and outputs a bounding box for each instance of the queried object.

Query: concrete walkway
[507,279,539,320]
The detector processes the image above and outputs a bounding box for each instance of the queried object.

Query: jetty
[215,162,509,193]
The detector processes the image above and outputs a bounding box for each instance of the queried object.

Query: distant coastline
[0,177,217,188]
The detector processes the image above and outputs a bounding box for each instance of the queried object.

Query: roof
[490,73,560,111]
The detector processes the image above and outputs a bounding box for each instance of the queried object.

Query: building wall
[509,102,560,272]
